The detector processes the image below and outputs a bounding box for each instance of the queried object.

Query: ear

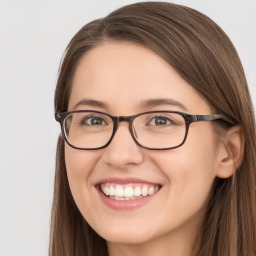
[216,125,244,179]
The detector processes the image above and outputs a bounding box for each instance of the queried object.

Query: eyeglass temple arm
[193,114,223,122]
[55,112,63,122]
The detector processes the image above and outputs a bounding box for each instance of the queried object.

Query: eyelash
[81,116,107,126]
[147,116,175,126]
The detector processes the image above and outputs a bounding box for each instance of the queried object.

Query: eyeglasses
[55,110,223,150]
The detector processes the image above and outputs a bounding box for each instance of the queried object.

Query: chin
[96,225,156,245]
[105,235,153,245]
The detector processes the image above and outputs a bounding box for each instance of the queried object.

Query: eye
[147,116,174,126]
[81,116,107,126]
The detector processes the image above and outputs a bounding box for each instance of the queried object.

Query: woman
[50,2,256,256]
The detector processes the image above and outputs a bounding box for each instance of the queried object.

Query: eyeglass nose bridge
[111,115,138,143]
[118,116,133,123]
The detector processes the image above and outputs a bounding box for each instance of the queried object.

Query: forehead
[69,41,211,115]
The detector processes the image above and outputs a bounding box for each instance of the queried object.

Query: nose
[102,122,144,169]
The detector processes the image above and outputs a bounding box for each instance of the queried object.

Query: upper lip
[95,177,161,186]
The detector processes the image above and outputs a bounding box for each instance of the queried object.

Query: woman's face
[65,42,222,247]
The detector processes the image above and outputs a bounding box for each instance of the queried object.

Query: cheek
[64,145,101,211]
[65,145,96,180]
[150,125,218,209]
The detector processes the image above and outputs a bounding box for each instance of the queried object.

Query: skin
[65,41,233,256]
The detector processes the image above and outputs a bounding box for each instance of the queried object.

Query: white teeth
[109,186,115,196]
[115,186,124,197]
[148,187,155,195]
[101,185,106,194]
[101,183,160,200]
[111,196,125,200]
[124,187,133,198]
[105,187,110,196]
[141,186,148,196]
[134,186,141,197]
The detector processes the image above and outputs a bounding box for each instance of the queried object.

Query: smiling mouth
[100,183,161,200]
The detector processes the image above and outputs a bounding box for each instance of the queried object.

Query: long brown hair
[50,2,256,255]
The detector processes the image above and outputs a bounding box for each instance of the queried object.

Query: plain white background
[0,1,255,255]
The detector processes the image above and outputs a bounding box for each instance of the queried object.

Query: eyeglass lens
[63,112,186,149]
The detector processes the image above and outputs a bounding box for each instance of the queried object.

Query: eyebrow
[72,99,108,110]
[72,98,188,111]
[141,98,188,111]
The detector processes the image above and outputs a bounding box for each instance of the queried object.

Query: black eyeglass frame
[55,110,223,150]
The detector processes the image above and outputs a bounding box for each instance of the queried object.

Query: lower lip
[96,187,159,210]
